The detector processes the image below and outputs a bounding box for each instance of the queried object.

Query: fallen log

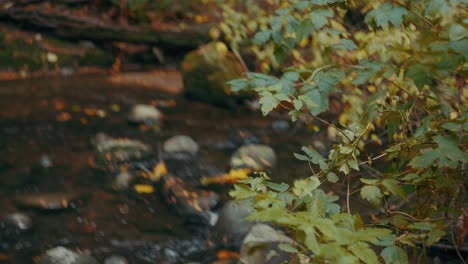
[0,8,213,50]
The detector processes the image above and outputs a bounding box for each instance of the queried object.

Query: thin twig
[347,173,351,214]
[392,0,438,30]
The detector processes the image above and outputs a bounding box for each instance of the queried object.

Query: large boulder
[181,41,249,108]
[212,200,254,249]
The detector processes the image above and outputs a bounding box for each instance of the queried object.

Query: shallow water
[0,74,317,263]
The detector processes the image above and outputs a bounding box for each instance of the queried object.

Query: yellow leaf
[134,184,154,194]
[201,168,252,185]
[150,161,168,181]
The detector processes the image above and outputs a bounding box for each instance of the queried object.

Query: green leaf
[304,90,329,115]
[360,178,379,185]
[228,78,249,92]
[293,153,309,161]
[293,99,303,111]
[408,222,434,231]
[365,3,408,29]
[274,44,289,65]
[427,228,445,245]
[278,243,298,253]
[442,122,462,132]
[314,70,344,94]
[293,177,321,198]
[381,246,408,264]
[348,242,379,264]
[449,24,468,41]
[310,9,333,30]
[449,39,468,60]
[381,179,408,201]
[264,181,290,192]
[410,135,466,169]
[356,228,393,244]
[405,64,433,90]
[229,184,256,199]
[253,30,272,45]
[258,90,279,116]
[333,38,358,51]
[326,172,339,183]
[360,186,383,205]
[315,218,338,239]
[352,60,385,85]
[300,146,328,170]
[283,71,300,82]
[310,0,344,5]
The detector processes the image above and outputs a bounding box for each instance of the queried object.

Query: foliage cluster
[217,0,467,263]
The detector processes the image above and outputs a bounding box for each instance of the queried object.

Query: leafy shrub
[218,0,467,263]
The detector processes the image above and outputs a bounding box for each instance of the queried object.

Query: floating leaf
[134,184,154,194]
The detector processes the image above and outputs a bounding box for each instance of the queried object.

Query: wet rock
[92,133,153,164]
[39,154,53,168]
[38,246,99,264]
[216,129,259,150]
[272,120,290,132]
[127,104,163,125]
[239,224,293,264]
[162,155,223,182]
[107,70,183,94]
[104,255,128,264]
[14,192,80,210]
[181,41,250,108]
[230,144,276,170]
[163,135,199,157]
[3,213,32,231]
[161,175,219,225]
[212,200,254,249]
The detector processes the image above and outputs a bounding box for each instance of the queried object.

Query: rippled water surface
[0,74,319,263]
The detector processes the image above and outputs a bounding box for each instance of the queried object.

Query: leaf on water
[134,184,154,194]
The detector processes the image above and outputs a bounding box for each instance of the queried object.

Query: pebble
[230,144,276,170]
[163,135,199,157]
[38,246,98,264]
[3,213,32,231]
[127,104,163,125]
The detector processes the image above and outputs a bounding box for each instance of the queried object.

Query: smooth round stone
[163,135,199,156]
[38,246,98,264]
[14,193,80,210]
[104,255,128,264]
[128,104,163,125]
[212,200,254,248]
[3,213,32,231]
[230,144,276,170]
[272,120,290,132]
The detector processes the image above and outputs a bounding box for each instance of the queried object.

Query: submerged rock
[181,41,250,107]
[104,255,128,264]
[230,144,276,170]
[127,104,163,125]
[239,224,293,264]
[92,133,153,164]
[212,200,254,249]
[161,175,219,225]
[3,213,32,231]
[14,192,80,210]
[163,135,199,157]
[38,246,98,264]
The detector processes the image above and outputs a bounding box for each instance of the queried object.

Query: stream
[0,73,319,263]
